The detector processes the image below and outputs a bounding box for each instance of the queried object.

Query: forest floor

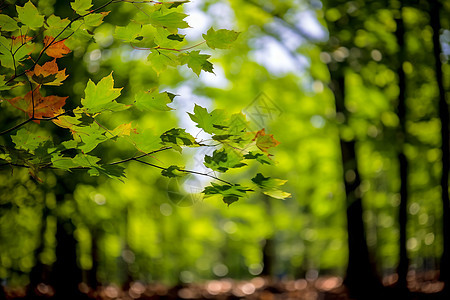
[2,272,447,300]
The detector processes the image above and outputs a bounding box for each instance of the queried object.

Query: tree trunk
[329,74,383,299]
[429,0,450,296]
[394,4,410,292]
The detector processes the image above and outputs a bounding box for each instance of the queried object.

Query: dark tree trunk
[87,228,100,290]
[261,196,274,277]
[429,0,450,295]
[49,177,85,300]
[330,74,383,299]
[27,206,51,298]
[51,216,84,299]
[394,4,410,293]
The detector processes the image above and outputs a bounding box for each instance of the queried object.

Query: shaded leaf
[27,59,68,86]
[0,15,19,31]
[7,87,67,123]
[161,165,185,178]
[11,128,50,153]
[204,148,246,172]
[251,173,290,199]
[160,128,197,152]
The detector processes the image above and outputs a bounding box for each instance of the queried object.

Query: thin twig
[135,158,233,185]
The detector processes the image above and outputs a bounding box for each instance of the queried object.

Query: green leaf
[179,50,214,76]
[129,129,162,153]
[160,128,197,152]
[0,15,19,31]
[167,33,185,42]
[161,165,185,178]
[147,49,180,74]
[11,128,50,153]
[45,15,71,38]
[243,151,274,165]
[202,27,240,49]
[135,88,175,111]
[188,104,228,134]
[84,12,109,27]
[204,148,246,172]
[114,22,142,43]
[81,72,126,113]
[149,11,189,32]
[71,122,108,153]
[165,0,190,9]
[89,164,126,179]
[16,1,44,30]
[71,0,93,15]
[251,173,291,199]
[203,182,252,206]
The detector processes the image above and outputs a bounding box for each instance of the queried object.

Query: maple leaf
[27,59,68,86]
[252,129,280,153]
[11,35,33,46]
[7,87,67,123]
[43,36,71,58]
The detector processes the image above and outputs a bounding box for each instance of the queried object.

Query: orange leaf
[7,87,67,123]
[43,36,71,58]
[252,128,280,153]
[27,59,68,86]
[11,35,33,46]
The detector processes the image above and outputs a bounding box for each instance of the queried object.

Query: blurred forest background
[0,0,449,299]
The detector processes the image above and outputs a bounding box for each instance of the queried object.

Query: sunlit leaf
[253,129,280,153]
[203,27,240,49]
[84,12,110,27]
[188,104,228,134]
[179,50,214,76]
[82,72,126,113]
[135,88,175,111]
[251,173,290,199]
[129,129,162,153]
[16,1,44,30]
[114,22,142,42]
[44,36,71,58]
[147,49,180,74]
[71,0,93,15]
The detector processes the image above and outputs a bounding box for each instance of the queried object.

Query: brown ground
[3,273,447,300]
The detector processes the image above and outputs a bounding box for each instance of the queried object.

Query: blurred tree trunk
[261,196,274,277]
[27,206,50,297]
[329,73,382,298]
[87,228,100,290]
[429,0,450,295]
[394,3,409,292]
[50,177,85,299]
